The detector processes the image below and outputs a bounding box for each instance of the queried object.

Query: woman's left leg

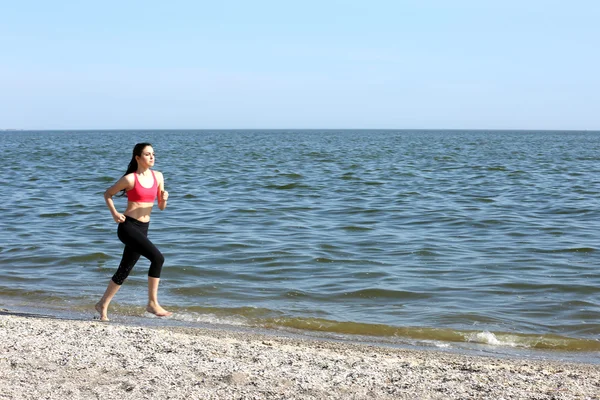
[119,224,171,317]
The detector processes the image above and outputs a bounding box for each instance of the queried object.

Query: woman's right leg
[97,217,170,319]
[96,244,141,321]
[95,280,120,321]
[113,218,170,317]
[95,219,143,321]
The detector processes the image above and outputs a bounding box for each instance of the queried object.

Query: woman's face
[136,146,155,169]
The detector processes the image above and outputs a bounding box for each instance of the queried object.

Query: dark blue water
[1,130,599,359]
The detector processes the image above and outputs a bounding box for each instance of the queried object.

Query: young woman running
[95,142,172,321]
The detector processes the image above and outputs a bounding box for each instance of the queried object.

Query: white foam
[170,311,249,326]
[466,331,518,347]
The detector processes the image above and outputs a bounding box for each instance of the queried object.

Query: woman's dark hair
[117,142,153,197]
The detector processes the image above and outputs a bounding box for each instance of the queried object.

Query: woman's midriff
[124,202,154,223]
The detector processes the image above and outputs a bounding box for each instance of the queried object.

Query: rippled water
[1,130,599,359]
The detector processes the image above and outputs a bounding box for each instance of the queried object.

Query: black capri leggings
[112,216,164,285]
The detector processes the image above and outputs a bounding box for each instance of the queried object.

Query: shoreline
[4,299,600,363]
[1,312,599,399]
[3,301,599,364]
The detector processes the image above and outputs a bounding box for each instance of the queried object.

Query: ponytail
[117,142,153,197]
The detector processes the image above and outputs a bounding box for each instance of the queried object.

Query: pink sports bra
[127,171,158,203]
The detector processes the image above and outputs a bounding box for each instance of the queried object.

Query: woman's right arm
[104,175,134,223]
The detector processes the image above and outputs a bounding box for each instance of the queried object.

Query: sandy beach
[0,312,598,400]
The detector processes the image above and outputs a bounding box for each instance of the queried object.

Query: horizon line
[2,128,599,133]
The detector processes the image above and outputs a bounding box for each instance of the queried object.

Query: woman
[95,142,172,321]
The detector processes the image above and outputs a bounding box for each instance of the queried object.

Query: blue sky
[1,1,598,130]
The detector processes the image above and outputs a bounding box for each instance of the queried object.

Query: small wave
[39,212,71,218]
[341,225,373,232]
[337,288,429,300]
[414,249,439,257]
[218,242,252,250]
[364,181,384,186]
[532,247,595,254]
[172,306,278,323]
[232,208,258,214]
[396,191,421,198]
[499,282,599,295]
[66,252,112,263]
[285,290,310,298]
[5,245,41,253]
[280,172,303,179]
[304,151,334,162]
[261,266,306,275]
[265,183,301,190]
[559,247,596,253]
[463,330,600,351]
[261,318,600,351]
[542,208,594,216]
[479,219,503,225]
[465,331,509,346]
[341,173,358,180]
[170,312,248,326]
[172,285,225,296]
[351,271,389,279]
[472,197,495,203]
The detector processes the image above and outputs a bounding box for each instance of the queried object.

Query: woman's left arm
[157,171,169,211]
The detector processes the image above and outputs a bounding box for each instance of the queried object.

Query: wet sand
[1,312,599,399]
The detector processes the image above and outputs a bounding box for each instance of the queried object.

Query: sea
[1,129,599,363]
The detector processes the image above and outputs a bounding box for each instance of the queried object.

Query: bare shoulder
[117,173,135,191]
[106,173,134,195]
[122,173,136,185]
[153,170,164,181]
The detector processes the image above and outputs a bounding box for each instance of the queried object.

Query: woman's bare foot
[146,302,172,317]
[95,302,110,322]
